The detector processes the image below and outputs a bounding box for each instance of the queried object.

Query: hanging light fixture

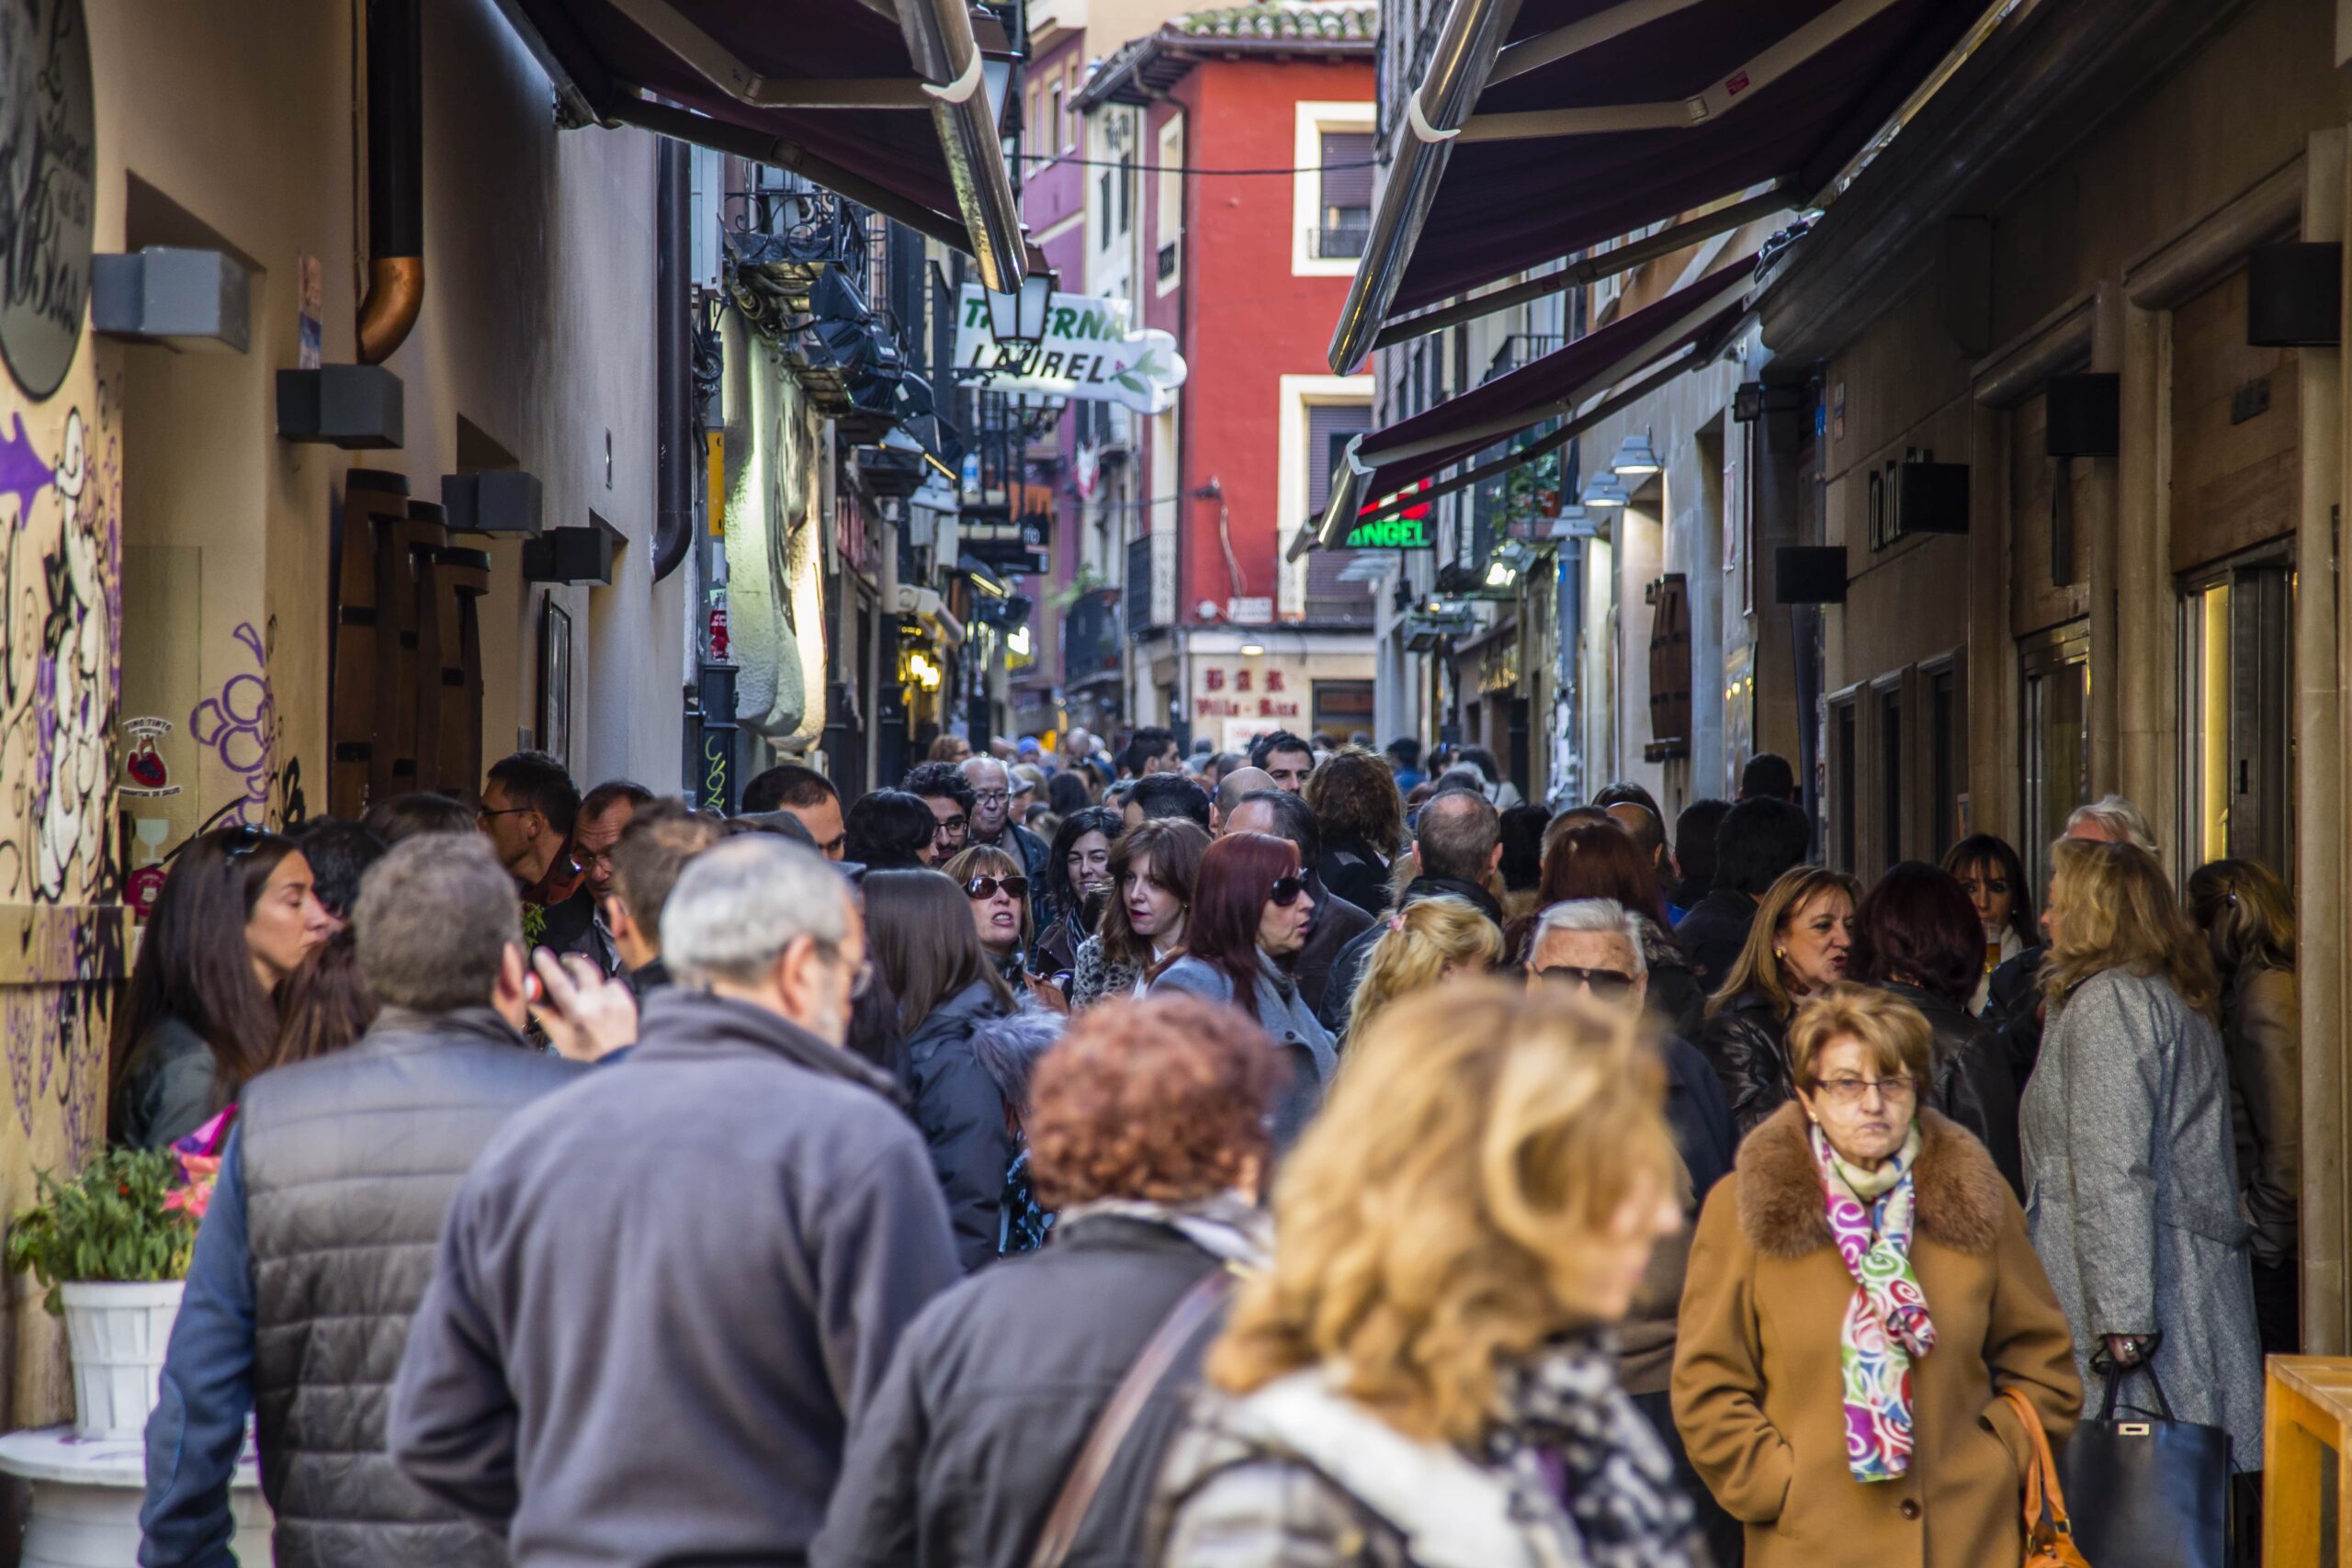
[1611,432,1661,477]
[984,267,1057,354]
[1582,472,1631,509]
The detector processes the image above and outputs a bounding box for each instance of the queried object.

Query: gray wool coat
[2018,967,2265,1471]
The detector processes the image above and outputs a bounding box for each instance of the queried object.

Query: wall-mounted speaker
[1775,545,1848,604]
[2046,373,2120,457]
[2247,243,2342,347]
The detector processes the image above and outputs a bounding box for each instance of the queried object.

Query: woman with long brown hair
[2186,856,2300,1353]
[2022,837,2262,1480]
[864,869,1017,1272]
[1072,818,1208,1008]
[1697,863,1860,1134]
[1150,831,1334,1145]
[112,825,334,1147]
[1155,980,1693,1567]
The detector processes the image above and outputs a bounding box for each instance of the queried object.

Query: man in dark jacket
[1221,788,1371,1016]
[961,755,1051,886]
[1317,787,1502,1036]
[141,834,582,1568]
[390,836,959,1566]
[1673,795,1810,991]
[478,750,616,973]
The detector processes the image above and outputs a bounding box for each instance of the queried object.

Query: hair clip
[1388,914,1406,932]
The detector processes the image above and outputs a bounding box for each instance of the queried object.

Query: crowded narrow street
[0,0,2345,1562]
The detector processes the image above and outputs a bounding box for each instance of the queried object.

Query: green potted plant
[6,1146,204,1439]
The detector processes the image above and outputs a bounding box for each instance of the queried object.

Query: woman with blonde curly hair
[1340,894,1503,1043]
[1154,979,1696,1567]
[2021,837,2263,1480]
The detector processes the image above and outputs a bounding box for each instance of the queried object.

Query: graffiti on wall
[0,382,117,907]
[191,616,303,829]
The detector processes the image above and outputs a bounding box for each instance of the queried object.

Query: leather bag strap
[1026,1265,1238,1568]
[2000,1386,2076,1540]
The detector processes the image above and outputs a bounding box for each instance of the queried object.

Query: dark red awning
[1329,0,1994,371]
[495,0,1023,286]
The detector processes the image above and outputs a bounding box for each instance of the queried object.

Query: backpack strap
[1027,1265,1238,1568]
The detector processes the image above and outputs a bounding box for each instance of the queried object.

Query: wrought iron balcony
[1307,223,1371,260]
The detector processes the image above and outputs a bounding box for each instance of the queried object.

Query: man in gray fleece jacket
[390,835,960,1565]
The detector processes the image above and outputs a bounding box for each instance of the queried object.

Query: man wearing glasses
[477,750,616,974]
[958,755,1050,913]
[1526,897,1741,1566]
[900,761,976,867]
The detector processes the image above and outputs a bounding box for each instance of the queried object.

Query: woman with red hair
[1151,831,1336,1145]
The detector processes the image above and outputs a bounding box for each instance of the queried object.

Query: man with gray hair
[2064,793,2157,852]
[1524,897,1740,1567]
[959,754,1050,902]
[391,836,958,1567]
[141,834,582,1568]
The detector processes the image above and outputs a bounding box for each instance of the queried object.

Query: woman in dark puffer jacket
[1851,861,2020,1194]
[813,994,1276,1568]
[1697,865,1860,1134]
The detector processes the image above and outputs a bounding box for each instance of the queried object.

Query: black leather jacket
[1696,989,1794,1136]
[1878,979,2020,1195]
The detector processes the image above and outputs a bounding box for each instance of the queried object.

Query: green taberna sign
[1342,514,1433,550]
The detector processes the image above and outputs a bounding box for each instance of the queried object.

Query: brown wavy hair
[1208,978,1677,1446]
[2042,838,2219,1020]
[1537,819,1669,926]
[1704,864,1860,1021]
[1027,994,1277,1208]
[1101,819,1210,974]
[1302,748,1406,858]
[2184,857,2295,977]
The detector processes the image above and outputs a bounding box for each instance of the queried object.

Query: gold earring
[1775,947,1786,961]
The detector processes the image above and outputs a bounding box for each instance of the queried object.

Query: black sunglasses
[1538,964,1637,1000]
[1268,875,1306,908]
[221,823,272,860]
[965,875,1030,901]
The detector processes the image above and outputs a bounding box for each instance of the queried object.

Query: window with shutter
[1306,404,1376,623]
[1316,132,1373,260]
[1645,574,1691,761]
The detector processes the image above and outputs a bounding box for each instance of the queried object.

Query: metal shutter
[1320,132,1374,211]
[1306,403,1375,622]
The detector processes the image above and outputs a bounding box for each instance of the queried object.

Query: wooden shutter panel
[1645,573,1691,761]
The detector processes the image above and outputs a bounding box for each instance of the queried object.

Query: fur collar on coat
[1736,1102,2007,1260]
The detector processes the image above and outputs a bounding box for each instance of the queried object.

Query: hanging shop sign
[956,285,1188,414]
[1342,514,1432,550]
[0,0,96,399]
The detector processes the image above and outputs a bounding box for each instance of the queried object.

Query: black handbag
[2061,1357,2232,1568]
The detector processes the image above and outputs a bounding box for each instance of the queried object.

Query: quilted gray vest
[238,1006,579,1567]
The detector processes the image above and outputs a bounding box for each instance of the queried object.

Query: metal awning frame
[497,0,1025,290]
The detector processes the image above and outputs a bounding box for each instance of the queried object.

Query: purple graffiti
[0,413,54,525]
[190,622,277,827]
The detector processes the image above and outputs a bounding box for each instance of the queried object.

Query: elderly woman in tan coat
[1673,984,2080,1567]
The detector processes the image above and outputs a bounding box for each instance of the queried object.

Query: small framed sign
[538,597,572,769]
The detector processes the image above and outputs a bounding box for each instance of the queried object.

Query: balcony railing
[1307,223,1371,260]
[1484,333,1565,382]
[1157,240,1180,282]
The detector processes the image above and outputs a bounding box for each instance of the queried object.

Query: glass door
[2019,623,2091,899]
[2179,550,2295,883]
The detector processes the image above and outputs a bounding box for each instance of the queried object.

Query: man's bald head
[1414,788,1502,884]
[1215,766,1275,832]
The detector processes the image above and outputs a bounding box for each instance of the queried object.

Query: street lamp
[1610,433,1661,477]
[984,269,1057,353]
[1582,472,1630,509]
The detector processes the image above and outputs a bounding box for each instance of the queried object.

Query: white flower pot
[58,1281,183,1441]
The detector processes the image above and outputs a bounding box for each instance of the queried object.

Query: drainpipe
[653,138,693,582]
[356,0,424,365]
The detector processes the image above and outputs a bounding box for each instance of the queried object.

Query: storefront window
[2178,553,2295,882]
[2019,625,2090,898]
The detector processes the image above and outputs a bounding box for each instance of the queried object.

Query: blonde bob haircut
[2041,837,2219,1021]
[1208,977,1677,1448]
[1787,982,1933,1093]
[1343,895,1505,1040]
[1704,864,1860,1021]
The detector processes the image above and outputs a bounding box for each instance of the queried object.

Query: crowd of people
[108,724,2291,1566]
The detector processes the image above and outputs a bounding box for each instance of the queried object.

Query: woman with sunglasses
[1150,831,1335,1146]
[942,844,1033,987]
[864,869,1018,1272]
[110,824,335,1148]
[1675,983,2079,1568]
[1073,818,1209,1009]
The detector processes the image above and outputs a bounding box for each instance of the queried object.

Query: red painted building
[1080,3,1379,745]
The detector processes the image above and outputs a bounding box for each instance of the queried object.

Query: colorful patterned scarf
[1813,1121,1936,1482]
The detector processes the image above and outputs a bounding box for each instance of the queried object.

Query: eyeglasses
[969,789,1010,806]
[1812,1075,1917,1105]
[1538,964,1636,1000]
[477,806,533,824]
[817,942,876,998]
[933,817,968,836]
[965,875,1030,901]
[1268,875,1306,908]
